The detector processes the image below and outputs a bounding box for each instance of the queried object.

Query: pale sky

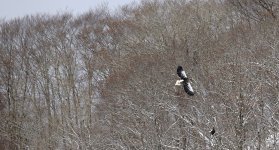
[0,0,138,20]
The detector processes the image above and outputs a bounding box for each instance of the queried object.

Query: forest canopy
[0,0,279,149]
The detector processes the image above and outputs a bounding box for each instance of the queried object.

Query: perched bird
[210,127,215,135]
[176,66,194,96]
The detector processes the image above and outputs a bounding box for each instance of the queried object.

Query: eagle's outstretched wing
[183,81,194,96]
[177,66,187,80]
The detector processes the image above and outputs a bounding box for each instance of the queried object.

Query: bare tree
[228,0,279,21]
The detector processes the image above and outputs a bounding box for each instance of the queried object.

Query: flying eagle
[175,66,194,96]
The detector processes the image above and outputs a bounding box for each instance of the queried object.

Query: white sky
[0,0,138,20]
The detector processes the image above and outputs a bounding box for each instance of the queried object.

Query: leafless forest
[1,0,279,149]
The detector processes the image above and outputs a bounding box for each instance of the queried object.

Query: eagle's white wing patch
[187,82,194,93]
[181,71,187,78]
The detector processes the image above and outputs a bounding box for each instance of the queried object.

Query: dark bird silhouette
[210,127,215,135]
[175,66,194,96]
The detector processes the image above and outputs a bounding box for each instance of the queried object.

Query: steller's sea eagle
[175,66,194,96]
